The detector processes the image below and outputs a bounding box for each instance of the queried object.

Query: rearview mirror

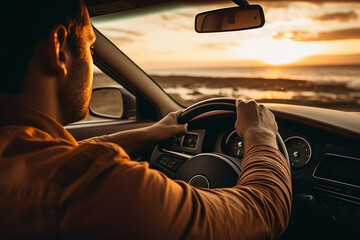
[195,5,265,33]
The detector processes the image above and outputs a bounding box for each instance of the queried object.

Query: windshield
[92,1,360,112]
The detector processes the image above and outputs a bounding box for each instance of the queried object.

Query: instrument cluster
[222,131,312,169]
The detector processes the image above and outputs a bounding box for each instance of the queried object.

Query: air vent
[182,133,199,149]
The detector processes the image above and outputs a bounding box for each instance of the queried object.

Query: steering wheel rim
[170,98,290,188]
[178,98,238,124]
[178,97,289,164]
[151,98,290,189]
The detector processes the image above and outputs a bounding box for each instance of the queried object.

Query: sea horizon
[146,64,360,87]
[93,64,360,111]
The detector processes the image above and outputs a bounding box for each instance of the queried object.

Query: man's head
[1,0,96,124]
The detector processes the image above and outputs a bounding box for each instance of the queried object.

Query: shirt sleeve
[77,135,111,144]
[59,144,292,240]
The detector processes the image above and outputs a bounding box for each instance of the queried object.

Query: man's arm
[79,110,188,154]
[62,99,291,239]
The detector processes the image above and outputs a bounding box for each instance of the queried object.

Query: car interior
[65,0,360,239]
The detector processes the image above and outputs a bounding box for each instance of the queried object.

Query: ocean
[145,65,360,111]
[93,64,360,111]
[147,64,360,90]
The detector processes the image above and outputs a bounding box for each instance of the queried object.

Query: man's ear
[49,25,69,78]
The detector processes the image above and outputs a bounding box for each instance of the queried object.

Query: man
[0,0,292,239]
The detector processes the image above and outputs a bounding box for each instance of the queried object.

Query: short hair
[0,0,87,95]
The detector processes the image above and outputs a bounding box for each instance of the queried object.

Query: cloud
[273,28,360,41]
[182,0,360,4]
[161,14,176,21]
[297,0,360,5]
[160,11,195,22]
[197,42,241,50]
[159,12,194,31]
[111,37,136,46]
[97,27,146,45]
[295,53,360,66]
[99,27,145,37]
[176,12,195,18]
[259,1,291,9]
[312,11,358,22]
[173,24,194,31]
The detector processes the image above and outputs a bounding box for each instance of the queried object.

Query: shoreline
[150,75,360,111]
[150,75,357,92]
[92,72,360,111]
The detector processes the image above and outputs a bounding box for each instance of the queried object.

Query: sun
[235,37,322,66]
[259,38,311,65]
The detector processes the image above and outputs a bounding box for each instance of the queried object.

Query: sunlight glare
[237,36,322,65]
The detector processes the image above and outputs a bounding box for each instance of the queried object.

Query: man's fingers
[235,99,247,115]
[236,99,258,107]
[172,110,183,121]
[172,110,187,135]
[179,123,188,135]
[174,109,182,116]
[247,99,259,107]
[236,99,246,107]
[236,99,259,117]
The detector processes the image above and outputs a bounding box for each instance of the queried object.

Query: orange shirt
[0,99,292,239]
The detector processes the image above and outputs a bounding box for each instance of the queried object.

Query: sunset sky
[92,0,360,69]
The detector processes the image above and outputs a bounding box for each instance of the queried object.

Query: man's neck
[7,74,63,125]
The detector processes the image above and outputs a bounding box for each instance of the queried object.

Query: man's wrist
[243,128,278,153]
[139,126,155,144]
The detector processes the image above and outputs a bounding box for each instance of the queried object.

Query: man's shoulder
[0,126,132,238]
[49,142,127,187]
[75,140,130,163]
[0,124,75,149]
[0,124,127,158]
[0,125,130,187]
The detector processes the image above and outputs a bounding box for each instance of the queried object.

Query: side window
[83,65,137,122]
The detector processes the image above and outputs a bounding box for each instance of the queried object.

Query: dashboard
[150,104,360,239]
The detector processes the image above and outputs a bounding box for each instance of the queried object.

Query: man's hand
[106,110,187,155]
[144,110,188,141]
[234,99,278,152]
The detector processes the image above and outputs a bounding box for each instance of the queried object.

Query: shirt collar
[0,96,78,144]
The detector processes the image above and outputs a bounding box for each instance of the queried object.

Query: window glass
[92,1,360,112]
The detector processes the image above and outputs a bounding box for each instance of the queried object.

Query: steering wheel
[152,98,289,189]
